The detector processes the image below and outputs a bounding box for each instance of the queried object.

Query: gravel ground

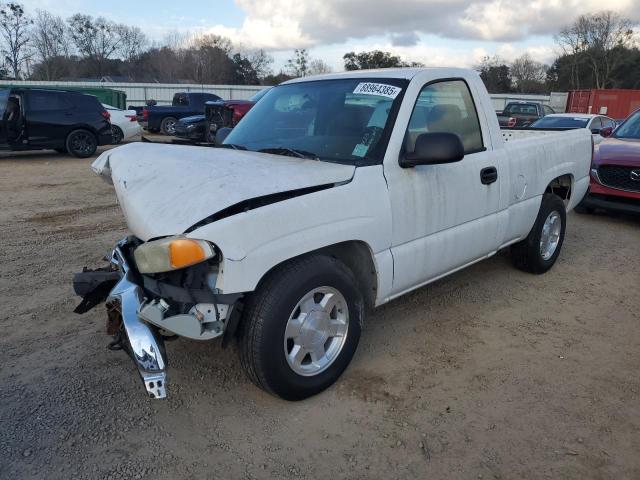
[1,145,639,480]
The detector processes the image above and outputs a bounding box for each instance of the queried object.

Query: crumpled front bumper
[107,246,167,398]
[74,239,168,399]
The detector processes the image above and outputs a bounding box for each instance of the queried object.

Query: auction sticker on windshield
[353,83,401,99]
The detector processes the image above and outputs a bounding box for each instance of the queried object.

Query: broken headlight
[133,236,216,274]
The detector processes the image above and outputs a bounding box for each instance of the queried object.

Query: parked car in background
[529,113,616,143]
[140,92,222,135]
[0,88,112,157]
[103,104,141,144]
[173,88,271,144]
[75,68,591,401]
[498,101,555,128]
[577,108,640,214]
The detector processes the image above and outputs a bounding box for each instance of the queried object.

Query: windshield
[613,110,640,139]
[223,78,408,165]
[530,117,589,129]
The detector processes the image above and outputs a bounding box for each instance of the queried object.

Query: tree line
[0,3,637,92]
[478,11,638,93]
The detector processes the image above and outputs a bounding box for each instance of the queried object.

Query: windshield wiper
[218,143,247,150]
[258,147,319,160]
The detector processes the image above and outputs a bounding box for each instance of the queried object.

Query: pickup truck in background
[173,89,271,144]
[140,92,222,135]
[498,101,555,128]
[74,68,592,401]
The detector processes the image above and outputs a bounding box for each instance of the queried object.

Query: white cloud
[205,0,640,50]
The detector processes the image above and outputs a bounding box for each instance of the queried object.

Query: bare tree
[32,10,68,80]
[187,33,232,54]
[286,49,309,77]
[510,54,548,93]
[0,2,33,79]
[67,14,123,77]
[117,25,147,63]
[308,59,332,75]
[557,11,636,89]
[247,49,273,79]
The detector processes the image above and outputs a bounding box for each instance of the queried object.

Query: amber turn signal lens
[169,239,207,269]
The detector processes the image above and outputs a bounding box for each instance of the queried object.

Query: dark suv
[0,88,113,158]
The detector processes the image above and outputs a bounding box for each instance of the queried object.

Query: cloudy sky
[21,0,640,70]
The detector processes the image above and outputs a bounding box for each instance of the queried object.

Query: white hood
[92,143,355,241]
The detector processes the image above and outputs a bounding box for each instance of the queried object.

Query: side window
[590,117,603,130]
[27,92,71,112]
[543,105,554,115]
[406,80,484,154]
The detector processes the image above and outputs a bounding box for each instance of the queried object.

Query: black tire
[65,129,97,158]
[511,193,566,274]
[112,125,124,144]
[238,254,363,401]
[160,116,178,135]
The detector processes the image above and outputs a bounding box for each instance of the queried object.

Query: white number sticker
[353,82,401,99]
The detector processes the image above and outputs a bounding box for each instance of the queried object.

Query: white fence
[0,80,265,106]
[0,80,570,112]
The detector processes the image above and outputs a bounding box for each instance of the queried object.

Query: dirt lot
[1,146,639,480]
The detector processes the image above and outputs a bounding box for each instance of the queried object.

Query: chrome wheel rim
[540,211,562,260]
[283,286,349,377]
[164,119,176,134]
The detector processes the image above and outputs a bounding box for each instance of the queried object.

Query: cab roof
[283,67,477,84]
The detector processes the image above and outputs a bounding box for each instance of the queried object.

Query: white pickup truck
[74,68,592,401]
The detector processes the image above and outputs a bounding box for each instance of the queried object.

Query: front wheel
[238,255,363,400]
[511,193,566,274]
[65,129,97,158]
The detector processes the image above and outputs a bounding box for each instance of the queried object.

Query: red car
[578,108,640,214]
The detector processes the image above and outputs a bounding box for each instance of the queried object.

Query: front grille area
[598,165,640,192]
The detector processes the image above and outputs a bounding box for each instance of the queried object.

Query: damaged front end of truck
[73,236,242,399]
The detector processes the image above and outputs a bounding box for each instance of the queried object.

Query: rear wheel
[160,116,178,135]
[112,125,124,144]
[65,129,97,158]
[511,193,566,274]
[239,255,363,400]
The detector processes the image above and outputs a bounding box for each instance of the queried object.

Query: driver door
[385,79,503,296]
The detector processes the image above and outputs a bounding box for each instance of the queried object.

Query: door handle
[480,166,498,185]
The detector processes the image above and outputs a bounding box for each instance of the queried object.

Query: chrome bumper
[108,245,167,399]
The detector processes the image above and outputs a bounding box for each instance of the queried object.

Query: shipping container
[566,89,640,120]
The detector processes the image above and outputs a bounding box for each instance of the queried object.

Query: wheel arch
[66,124,99,140]
[545,173,573,205]
[237,240,380,311]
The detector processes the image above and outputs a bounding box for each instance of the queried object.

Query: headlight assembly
[133,237,216,274]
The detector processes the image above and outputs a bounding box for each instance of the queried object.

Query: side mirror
[599,126,613,137]
[216,127,232,144]
[400,132,465,168]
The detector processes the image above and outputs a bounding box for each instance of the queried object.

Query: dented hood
[92,143,355,241]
